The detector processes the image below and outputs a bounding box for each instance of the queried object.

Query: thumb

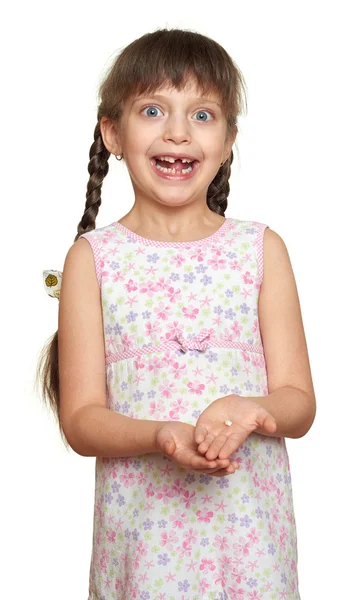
[157,429,176,455]
[263,413,277,433]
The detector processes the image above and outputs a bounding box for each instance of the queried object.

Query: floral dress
[79,217,300,600]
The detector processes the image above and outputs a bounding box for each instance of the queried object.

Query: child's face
[102,77,236,209]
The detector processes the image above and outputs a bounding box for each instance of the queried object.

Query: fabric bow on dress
[173,328,215,353]
[43,269,62,300]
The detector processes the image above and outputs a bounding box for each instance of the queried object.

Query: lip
[152,152,199,161]
[150,157,200,181]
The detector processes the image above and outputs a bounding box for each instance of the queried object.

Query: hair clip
[43,270,62,300]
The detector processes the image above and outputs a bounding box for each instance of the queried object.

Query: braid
[206,150,234,216]
[74,121,110,242]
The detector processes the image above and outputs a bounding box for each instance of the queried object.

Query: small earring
[115,154,123,161]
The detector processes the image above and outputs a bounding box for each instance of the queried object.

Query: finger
[204,433,230,461]
[263,414,277,433]
[194,425,209,445]
[201,463,239,477]
[197,431,216,455]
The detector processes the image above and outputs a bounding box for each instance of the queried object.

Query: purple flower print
[124,529,131,539]
[132,460,141,470]
[113,322,123,335]
[247,577,258,588]
[201,274,212,285]
[170,272,180,281]
[186,474,196,484]
[256,507,263,518]
[143,518,154,530]
[225,288,234,297]
[133,390,144,402]
[116,494,125,507]
[142,310,151,319]
[121,381,128,390]
[214,305,223,315]
[121,401,129,414]
[231,386,241,395]
[105,324,113,334]
[243,446,251,457]
[281,572,288,584]
[240,302,250,314]
[228,513,239,524]
[217,477,229,489]
[132,528,140,541]
[184,272,196,283]
[241,494,249,504]
[192,409,202,419]
[110,260,120,270]
[126,310,138,323]
[112,481,121,493]
[276,473,283,483]
[240,514,252,528]
[140,592,150,600]
[230,367,238,376]
[158,553,171,566]
[244,380,254,392]
[224,308,235,320]
[266,445,272,457]
[105,492,113,505]
[158,519,167,528]
[109,303,118,313]
[178,580,190,592]
[200,474,212,485]
[133,509,139,517]
[114,402,121,411]
[227,251,237,258]
[195,264,208,273]
[268,542,276,555]
[147,390,156,398]
[146,253,160,263]
[220,385,230,394]
[200,538,209,546]
[246,227,257,235]
[206,350,218,363]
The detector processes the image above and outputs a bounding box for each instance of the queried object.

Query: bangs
[99,29,247,128]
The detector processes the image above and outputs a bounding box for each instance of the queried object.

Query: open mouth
[152,157,199,175]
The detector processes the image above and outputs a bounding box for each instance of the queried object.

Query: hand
[155,421,239,477]
[195,394,277,461]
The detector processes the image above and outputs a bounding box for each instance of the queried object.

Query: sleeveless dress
[80,217,300,600]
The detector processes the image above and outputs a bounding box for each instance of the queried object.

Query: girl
[39,28,316,600]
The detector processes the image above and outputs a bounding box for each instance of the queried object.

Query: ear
[223,125,238,163]
[100,116,123,156]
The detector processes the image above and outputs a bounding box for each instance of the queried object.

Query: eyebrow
[133,94,221,108]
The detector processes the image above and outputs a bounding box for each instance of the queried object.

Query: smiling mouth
[152,157,199,175]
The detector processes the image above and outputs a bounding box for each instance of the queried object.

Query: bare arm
[58,238,162,458]
[254,228,316,438]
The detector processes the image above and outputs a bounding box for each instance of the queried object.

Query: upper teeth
[156,156,193,163]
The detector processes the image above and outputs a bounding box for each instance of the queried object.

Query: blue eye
[194,110,213,121]
[142,106,162,117]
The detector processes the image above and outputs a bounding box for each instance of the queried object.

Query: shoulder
[262,227,292,287]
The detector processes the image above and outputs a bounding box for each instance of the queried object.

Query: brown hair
[36,27,248,447]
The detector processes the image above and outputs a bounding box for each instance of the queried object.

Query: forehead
[130,76,222,105]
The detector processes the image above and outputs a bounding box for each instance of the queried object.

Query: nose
[162,112,191,144]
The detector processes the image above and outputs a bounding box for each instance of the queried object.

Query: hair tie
[43,270,62,300]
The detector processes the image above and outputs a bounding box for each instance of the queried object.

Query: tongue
[157,158,189,171]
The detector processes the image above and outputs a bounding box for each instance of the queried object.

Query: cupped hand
[155,421,238,477]
[195,394,277,461]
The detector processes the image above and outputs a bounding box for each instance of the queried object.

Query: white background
[2,1,352,598]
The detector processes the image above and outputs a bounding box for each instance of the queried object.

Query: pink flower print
[253,473,260,487]
[242,271,254,284]
[137,471,147,486]
[249,592,263,599]
[183,527,197,545]
[134,357,145,370]
[190,247,205,262]
[148,398,165,418]
[180,490,196,508]
[196,508,214,523]
[231,565,247,584]
[159,378,177,399]
[200,558,216,572]
[177,539,192,558]
[165,285,181,303]
[115,577,123,592]
[247,528,260,545]
[213,535,230,551]
[155,484,176,504]
[170,478,186,496]
[169,361,187,380]
[146,355,165,375]
[145,320,162,339]
[136,540,149,557]
[106,528,116,543]
[230,320,243,338]
[182,305,199,319]
[119,471,136,488]
[161,529,179,551]
[207,256,227,270]
[166,320,183,339]
[154,301,172,320]
[241,350,251,362]
[169,508,188,529]
[171,253,186,267]
[169,397,189,420]
[155,276,170,291]
[112,270,126,283]
[125,278,138,292]
[252,318,259,336]
[229,258,242,272]
[199,578,210,594]
[145,482,155,498]
[121,332,135,349]
[139,280,160,296]
[234,536,252,557]
[187,380,205,395]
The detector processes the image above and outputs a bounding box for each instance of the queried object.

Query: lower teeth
[155,163,193,174]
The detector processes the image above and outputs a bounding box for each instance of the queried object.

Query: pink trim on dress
[256,223,268,285]
[114,218,233,248]
[79,234,102,286]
